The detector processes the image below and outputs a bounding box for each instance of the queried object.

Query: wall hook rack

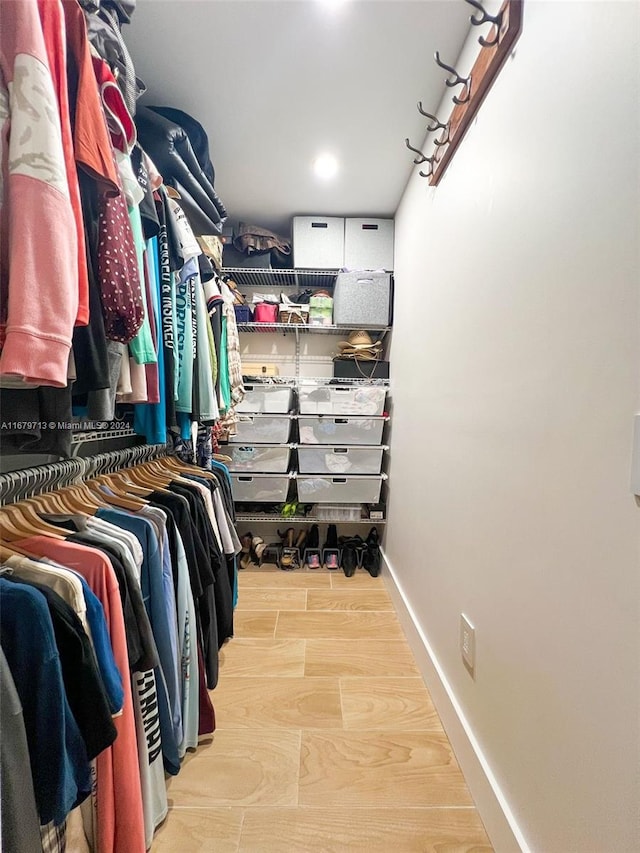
[434,51,472,105]
[404,137,429,165]
[421,0,523,186]
[465,0,505,47]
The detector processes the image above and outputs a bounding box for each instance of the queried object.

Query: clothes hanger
[93,472,149,506]
[86,478,146,511]
[0,503,67,539]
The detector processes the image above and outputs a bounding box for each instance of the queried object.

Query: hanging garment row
[0,449,240,853]
[0,0,244,460]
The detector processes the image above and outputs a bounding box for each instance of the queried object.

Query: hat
[337,330,382,351]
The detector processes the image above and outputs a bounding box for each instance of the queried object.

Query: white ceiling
[126,0,472,235]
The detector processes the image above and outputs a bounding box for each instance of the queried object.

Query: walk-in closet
[1,1,638,852]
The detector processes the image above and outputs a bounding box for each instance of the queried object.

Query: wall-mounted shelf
[222,267,338,288]
[237,322,390,336]
[235,514,386,525]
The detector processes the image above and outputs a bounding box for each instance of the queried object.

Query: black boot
[341,541,358,577]
[362,527,381,577]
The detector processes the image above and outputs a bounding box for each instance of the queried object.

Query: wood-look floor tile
[340,677,444,731]
[238,570,330,588]
[307,588,392,611]
[305,639,420,677]
[236,588,307,611]
[330,570,385,587]
[232,611,277,638]
[238,807,492,853]
[166,730,300,807]
[219,639,305,677]
[276,610,404,639]
[151,807,242,852]
[299,731,474,807]
[214,677,342,728]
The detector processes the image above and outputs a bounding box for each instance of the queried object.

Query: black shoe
[306,523,320,549]
[362,527,381,577]
[341,543,358,577]
[323,523,338,550]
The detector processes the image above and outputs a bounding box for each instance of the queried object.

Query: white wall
[386,3,640,851]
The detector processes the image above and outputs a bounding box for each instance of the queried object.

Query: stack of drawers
[228,384,295,504]
[296,385,387,505]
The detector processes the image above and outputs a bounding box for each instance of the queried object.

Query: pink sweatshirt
[0,0,79,387]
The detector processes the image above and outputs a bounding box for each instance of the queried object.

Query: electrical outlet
[460,614,475,676]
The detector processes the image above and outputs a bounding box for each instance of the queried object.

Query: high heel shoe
[278,528,295,548]
[304,524,321,569]
[278,527,297,570]
[251,536,266,565]
[362,527,381,577]
[323,524,340,570]
[295,528,307,551]
[240,532,254,569]
[339,535,364,577]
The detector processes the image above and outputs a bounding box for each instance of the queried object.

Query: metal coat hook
[416,103,448,133]
[465,0,504,47]
[404,137,429,165]
[418,154,438,179]
[434,51,472,105]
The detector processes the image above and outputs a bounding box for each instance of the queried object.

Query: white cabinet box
[296,474,385,504]
[228,444,292,473]
[344,218,394,271]
[298,385,386,416]
[236,384,294,414]
[231,473,292,503]
[293,217,344,269]
[230,415,293,444]
[298,416,385,446]
[297,446,385,475]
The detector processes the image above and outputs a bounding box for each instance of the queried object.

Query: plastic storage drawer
[297,446,385,475]
[230,415,293,444]
[293,216,344,269]
[236,384,294,414]
[227,444,292,473]
[298,385,386,415]
[296,474,384,504]
[298,416,385,446]
[231,473,292,503]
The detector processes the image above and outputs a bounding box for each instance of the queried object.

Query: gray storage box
[236,384,294,414]
[298,384,386,416]
[293,217,344,269]
[298,446,385,475]
[333,271,392,328]
[298,416,386,446]
[344,218,394,271]
[228,444,292,473]
[231,473,292,503]
[296,474,385,504]
[230,415,293,444]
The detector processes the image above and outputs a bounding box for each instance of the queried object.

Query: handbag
[234,304,253,323]
[253,302,279,323]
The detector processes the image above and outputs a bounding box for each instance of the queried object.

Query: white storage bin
[236,384,294,414]
[344,218,394,271]
[228,444,292,473]
[231,473,292,503]
[230,415,293,444]
[297,474,385,504]
[298,416,385,446]
[293,216,344,269]
[298,385,386,416]
[298,446,385,475]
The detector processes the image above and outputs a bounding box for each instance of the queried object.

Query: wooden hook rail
[412,0,524,186]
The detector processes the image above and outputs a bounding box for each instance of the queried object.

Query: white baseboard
[381,550,531,853]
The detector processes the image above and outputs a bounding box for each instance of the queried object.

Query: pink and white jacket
[0,0,79,387]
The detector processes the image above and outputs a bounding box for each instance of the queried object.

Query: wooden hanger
[86,478,146,511]
[0,503,66,540]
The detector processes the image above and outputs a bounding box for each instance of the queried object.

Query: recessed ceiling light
[313,153,339,180]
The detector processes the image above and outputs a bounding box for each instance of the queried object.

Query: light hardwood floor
[152,566,493,852]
